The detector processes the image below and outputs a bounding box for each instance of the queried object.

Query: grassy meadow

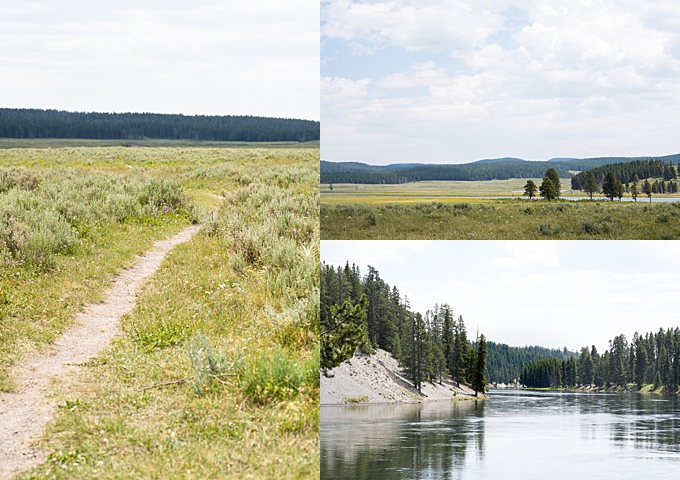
[0,146,319,478]
[321,199,680,240]
[322,178,542,201]
[321,179,680,240]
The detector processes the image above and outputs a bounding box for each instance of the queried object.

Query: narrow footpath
[0,225,200,479]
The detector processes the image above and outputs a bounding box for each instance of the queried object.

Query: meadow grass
[0,138,319,149]
[321,179,680,203]
[321,199,680,240]
[1,146,320,478]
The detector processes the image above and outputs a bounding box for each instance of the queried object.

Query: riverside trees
[520,328,680,391]
[321,262,488,393]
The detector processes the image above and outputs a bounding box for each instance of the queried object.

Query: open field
[1,146,319,478]
[321,179,680,203]
[322,179,543,201]
[321,199,680,240]
[0,138,319,149]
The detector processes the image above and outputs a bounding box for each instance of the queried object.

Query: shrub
[579,219,612,235]
[537,223,560,236]
[366,211,377,226]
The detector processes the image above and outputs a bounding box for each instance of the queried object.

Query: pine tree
[602,171,618,201]
[321,295,370,376]
[539,177,557,201]
[584,170,598,199]
[545,168,562,198]
[471,334,488,396]
[643,179,652,202]
[630,181,639,202]
[523,180,538,199]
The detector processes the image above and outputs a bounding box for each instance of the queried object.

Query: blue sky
[0,0,319,120]
[322,0,680,164]
[321,240,680,352]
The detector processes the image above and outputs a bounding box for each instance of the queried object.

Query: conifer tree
[321,295,370,376]
[630,181,639,202]
[602,171,618,201]
[643,179,652,202]
[471,334,488,396]
[523,180,538,199]
[539,177,557,201]
[584,170,599,199]
[545,168,562,198]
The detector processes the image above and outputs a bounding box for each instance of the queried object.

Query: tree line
[321,155,680,185]
[571,160,677,192]
[320,262,575,394]
[0,108,320,142]
[485,342,576,384]
[320,262,488,395]
[321,161,573,184]
[520,328,680,391]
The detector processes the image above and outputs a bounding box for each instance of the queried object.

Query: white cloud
[322,0,680,162]
[0,0,319,119]
[321,76,372,111]
[321,241,680,351]
[322,0,505,54]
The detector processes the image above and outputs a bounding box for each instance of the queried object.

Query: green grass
[322,178,543,200]
[1,146,319,478]
[0,138,319,149]
[321,199,680,240]
[321,179,680,202]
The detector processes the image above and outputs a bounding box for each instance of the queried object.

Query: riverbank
[520,384,669,394]
[321,349,485,405]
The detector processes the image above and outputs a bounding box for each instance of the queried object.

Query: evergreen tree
[539,177,557,201]
[321,295,370,376]
[643,179,652,202]
[630,181,639,202]
[578,346,594,385]
[634,335,647,389]
[602,171,619,201]
[584,170,599,199]
[471,334,488,396]
[523,180,538,199]
[545,168,562,198]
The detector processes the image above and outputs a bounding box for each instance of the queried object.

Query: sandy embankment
[321,348,480,405]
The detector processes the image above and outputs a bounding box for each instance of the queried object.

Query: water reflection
[321,391,680,479]
[321,400,486,480]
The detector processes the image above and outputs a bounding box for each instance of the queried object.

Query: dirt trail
[0,225,200,479]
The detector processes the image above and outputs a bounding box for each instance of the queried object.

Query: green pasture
[1,146,319,478]
[321,199,680,240]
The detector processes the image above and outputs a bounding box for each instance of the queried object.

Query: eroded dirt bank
[321,348,480,405]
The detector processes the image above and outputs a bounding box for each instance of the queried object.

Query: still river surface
[321,390,680,480]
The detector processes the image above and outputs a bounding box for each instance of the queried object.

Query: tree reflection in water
[321,400,486,480]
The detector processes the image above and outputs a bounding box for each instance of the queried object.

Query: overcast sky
[321,0,680,164]
[0,0,319,120]
[321,240,680,352]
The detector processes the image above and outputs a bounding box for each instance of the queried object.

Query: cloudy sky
[321,240,680,352]
[0,0,319,120]
[321,0,680,164]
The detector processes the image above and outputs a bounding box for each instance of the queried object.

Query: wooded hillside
[322,154,680,184]
[321,261,575,385]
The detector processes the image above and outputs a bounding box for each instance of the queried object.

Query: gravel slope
[321,348,479,405]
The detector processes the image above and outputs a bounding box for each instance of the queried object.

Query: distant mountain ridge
[321,153,680,184]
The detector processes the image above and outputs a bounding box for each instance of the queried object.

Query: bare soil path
[0,225,200,479]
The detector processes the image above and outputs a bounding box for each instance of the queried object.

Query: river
[321,390,680,479]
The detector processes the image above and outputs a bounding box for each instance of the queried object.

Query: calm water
[321,390,680,480]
